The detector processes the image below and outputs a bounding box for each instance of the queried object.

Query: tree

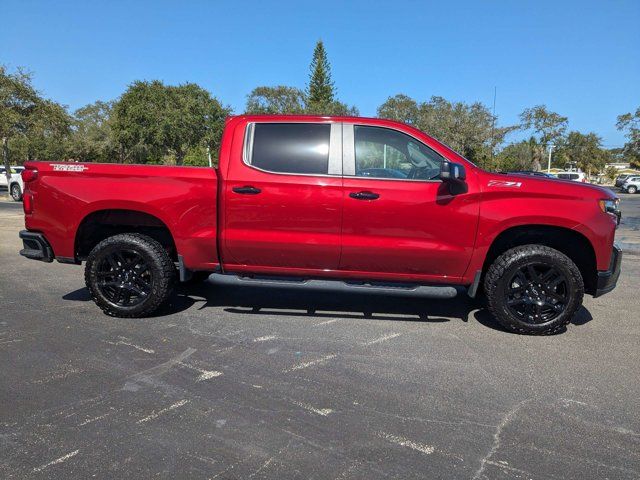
[377,94,420,125]
[8,99,71,162]
[604,166,619,183]
[495,141,535,171]
[0,66,71,195]
[377,94,514,168]
[519,105,568,145]
[246,86,306,114]
[68,101,116,163]
[244,42,358,117]
[518,105,568,170]
[306,40,335,110]
[556,131,611,176]
[304,41,358,115]
[111,80,230,165]
[616,107,640,168]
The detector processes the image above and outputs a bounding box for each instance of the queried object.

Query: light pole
[547,145,555,173]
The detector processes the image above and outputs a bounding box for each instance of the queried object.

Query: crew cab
[18,115,622,334]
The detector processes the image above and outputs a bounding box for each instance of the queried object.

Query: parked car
[18,115,621,335]
[615,174,631,188]
[556,171,588,182]
[621,176,640,194]
[0,166,25,201]
[504,170,555,178]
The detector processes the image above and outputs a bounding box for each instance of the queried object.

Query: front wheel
[85,233,175,317]
[10,183,22,201]
[484,245,584,335]
[627,185,637,194]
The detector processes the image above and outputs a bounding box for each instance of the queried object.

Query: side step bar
[206,273,460,299]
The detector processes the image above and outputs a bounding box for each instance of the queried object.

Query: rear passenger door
[222,121,344,272]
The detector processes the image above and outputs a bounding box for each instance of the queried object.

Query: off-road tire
[484,245,584,335]
[10,183,22,201]
[85,233,175,317]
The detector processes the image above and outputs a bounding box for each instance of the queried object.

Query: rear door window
[247,123,331,175]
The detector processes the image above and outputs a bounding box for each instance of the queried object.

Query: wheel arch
[75,209,177,261]
[482,224,597,295]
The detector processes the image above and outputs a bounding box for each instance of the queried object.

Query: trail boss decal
[49,164,89,172]
[487,180,522,188]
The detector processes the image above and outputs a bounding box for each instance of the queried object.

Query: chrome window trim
[328,123,342,175]
[242,121,342,178]
[243,123,255,166]
[342,123,444,183]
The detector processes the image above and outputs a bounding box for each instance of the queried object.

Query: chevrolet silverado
[18,115,622,334]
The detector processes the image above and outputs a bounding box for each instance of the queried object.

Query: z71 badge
[487,180,522,188]
[49,163,89,172]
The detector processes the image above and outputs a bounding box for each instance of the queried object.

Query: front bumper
[19,230,54,263]
[594,245,622,298]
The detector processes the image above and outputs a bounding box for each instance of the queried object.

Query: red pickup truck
[18,115,621,334]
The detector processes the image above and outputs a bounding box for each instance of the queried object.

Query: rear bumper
[594,245,622,298]
[19,230,54,263]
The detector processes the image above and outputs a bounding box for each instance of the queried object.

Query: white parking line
[362,333,401,346]
[253,335,277,342]
[137,399,190,424]
[291,400,334,416]
[33,450,80,472]
[378,432,435,455]
[284,354,337,373]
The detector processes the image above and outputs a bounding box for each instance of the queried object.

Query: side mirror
[440,161,466,182]
[440,161,467,194]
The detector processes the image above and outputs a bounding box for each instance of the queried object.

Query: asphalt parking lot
[1,195,639,479]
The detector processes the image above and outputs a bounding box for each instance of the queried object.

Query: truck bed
[22,162,220,270]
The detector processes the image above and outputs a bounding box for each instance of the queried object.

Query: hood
[483,172,617,200]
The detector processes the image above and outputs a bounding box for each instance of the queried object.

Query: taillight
[23,192,33,214]
[22,169,38,183]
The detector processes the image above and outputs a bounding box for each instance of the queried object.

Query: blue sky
[2,0,639,146]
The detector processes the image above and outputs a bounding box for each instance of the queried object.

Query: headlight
[599,198,619,214]
[599,198,621,224]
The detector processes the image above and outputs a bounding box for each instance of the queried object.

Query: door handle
[232,186,261,195]
[349,191,380,200]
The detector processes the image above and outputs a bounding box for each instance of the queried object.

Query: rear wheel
[10,183,22,201]
[85,233,175,317]
[484,245,584,335]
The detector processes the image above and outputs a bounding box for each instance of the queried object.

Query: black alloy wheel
[85,233,175,317]
[504,263,568,324]
[95,249,153,307]
[484,244,584,335]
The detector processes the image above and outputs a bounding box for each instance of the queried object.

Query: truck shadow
[62,281,593,335]
[168,280,594,334]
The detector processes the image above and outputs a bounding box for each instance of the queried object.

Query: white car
[0,166,25,201]
[622,176,640,194]
[556,171,587,183]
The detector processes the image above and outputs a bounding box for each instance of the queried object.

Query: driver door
[339,124,478,282]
